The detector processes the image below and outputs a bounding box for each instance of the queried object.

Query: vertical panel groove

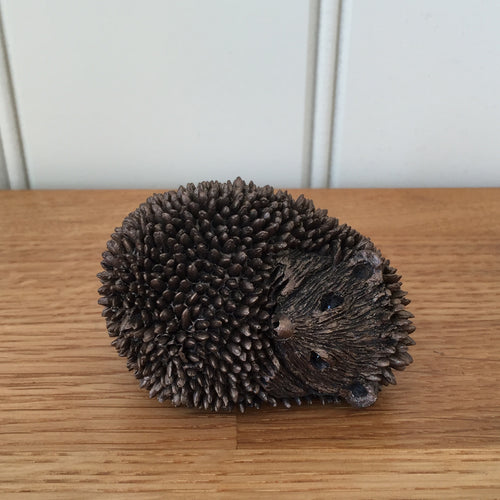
[0,4,29,189]
[301,0,320,188]
[329,0,352,188]
[0,117,9,188]
[309,0,341,188]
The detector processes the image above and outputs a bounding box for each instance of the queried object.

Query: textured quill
[98,178,414,411]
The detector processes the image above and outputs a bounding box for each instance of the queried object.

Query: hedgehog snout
[273,314,295,339]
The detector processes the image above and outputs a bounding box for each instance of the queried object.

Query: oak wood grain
[1,188,499,498]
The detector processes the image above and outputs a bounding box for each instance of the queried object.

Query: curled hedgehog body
[98,178,414,411]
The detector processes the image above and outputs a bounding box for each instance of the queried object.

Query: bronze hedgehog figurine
[98,178,414,411]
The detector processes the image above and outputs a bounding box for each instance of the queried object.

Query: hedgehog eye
[310,351,329,371]
[320,293,343,311]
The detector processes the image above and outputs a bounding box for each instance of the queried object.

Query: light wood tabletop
[1,188,499,499]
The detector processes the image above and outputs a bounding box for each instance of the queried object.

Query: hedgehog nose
[273,314,295,339]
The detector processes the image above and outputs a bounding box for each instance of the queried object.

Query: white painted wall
[0,0,313,189]
[332,0,500,188]
[0,6,28,189]
[1,0,500,190]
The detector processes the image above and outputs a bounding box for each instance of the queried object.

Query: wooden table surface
[1,188,499,499]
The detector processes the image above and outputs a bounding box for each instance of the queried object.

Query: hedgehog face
[267,249,402,408]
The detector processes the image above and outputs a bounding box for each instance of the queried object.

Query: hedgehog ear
[273,252,306,297]
[269,262,290,299]
[344,381,378,408]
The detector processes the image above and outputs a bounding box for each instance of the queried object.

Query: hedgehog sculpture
[98,178,414,411]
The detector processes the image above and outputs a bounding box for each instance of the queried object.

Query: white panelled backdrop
[0,0,499,189]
